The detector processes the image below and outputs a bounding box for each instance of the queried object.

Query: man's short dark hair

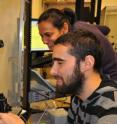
[54,29,103,73]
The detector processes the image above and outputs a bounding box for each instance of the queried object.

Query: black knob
[0,40,4,48]
[0,93,11,112]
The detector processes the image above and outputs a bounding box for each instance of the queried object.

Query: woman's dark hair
[61,7,76,26]
[54,29,103,73]
[38,8,76,30]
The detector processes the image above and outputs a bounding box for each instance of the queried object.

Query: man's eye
[58,61,63,65]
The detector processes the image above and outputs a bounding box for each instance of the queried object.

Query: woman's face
[38,21,68,50]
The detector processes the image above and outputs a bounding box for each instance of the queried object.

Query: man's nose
[50,64,58,76]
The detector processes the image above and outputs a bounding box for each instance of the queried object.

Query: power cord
[36,107,48,124]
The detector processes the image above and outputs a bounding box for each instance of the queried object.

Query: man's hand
[0,113,25,124]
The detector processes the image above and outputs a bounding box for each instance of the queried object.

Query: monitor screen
[31,19,49,51]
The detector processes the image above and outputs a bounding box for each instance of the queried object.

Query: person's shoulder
[73,21,109,36]
[73,21,99,33]
[97,114,117,124]
[73,21,89,28]
[94,75,117,109]
[90,89,117,123]
[95,84,117,110]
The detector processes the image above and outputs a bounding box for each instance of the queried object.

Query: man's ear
[80,55,95,72]
[61,22,69,34]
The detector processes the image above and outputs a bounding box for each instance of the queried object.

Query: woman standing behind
[38,8,117,81]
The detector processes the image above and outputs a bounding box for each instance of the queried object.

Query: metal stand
[75,0,102,24]
[22,0,32,112]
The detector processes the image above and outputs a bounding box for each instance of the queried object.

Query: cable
[20,114,27,123]
[36,108,48,124]
[17,108,23,116]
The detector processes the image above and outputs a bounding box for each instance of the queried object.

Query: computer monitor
[31,19,49,51]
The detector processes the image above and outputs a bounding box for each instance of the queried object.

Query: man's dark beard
[56,64,85,96]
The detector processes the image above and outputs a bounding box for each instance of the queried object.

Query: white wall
[32,0,43,18]
[102,0,117,9]
[0,0,20,104]
[100,1,117,51]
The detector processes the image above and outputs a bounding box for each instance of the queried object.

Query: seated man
[51,29,117,124]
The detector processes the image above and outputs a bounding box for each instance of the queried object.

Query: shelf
[43,0,90,10]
